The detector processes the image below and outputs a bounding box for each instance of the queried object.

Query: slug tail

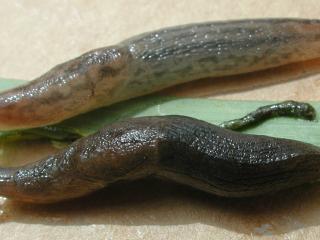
[0,46,129,131]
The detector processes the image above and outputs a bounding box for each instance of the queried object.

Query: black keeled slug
[0,114,320,203]
[1,19,320,130]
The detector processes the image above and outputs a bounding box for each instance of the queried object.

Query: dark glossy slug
[0,110,320,203]
[1,18,320,130]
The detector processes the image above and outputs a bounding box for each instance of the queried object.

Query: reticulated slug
[1,19,320,130]
[0,113,320,203]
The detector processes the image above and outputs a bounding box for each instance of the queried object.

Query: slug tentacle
[1,19,320,130]
[1,116,320,203]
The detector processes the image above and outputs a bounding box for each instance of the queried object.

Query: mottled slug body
[0,116,320,203]
[1,19,320,130]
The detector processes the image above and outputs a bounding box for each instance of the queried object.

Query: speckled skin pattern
[0,116,320,203]
[1,19,320,130]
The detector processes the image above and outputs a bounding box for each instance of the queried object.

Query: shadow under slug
[1,178,320,236]
[163,57,320,99]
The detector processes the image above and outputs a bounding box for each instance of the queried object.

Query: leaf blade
[1,78,319,146]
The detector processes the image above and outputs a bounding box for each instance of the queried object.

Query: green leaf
[1,78,320,147]
[0,78,28,91]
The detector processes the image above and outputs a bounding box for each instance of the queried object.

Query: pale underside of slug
[0,116,320,203]
[1,19,320,130]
